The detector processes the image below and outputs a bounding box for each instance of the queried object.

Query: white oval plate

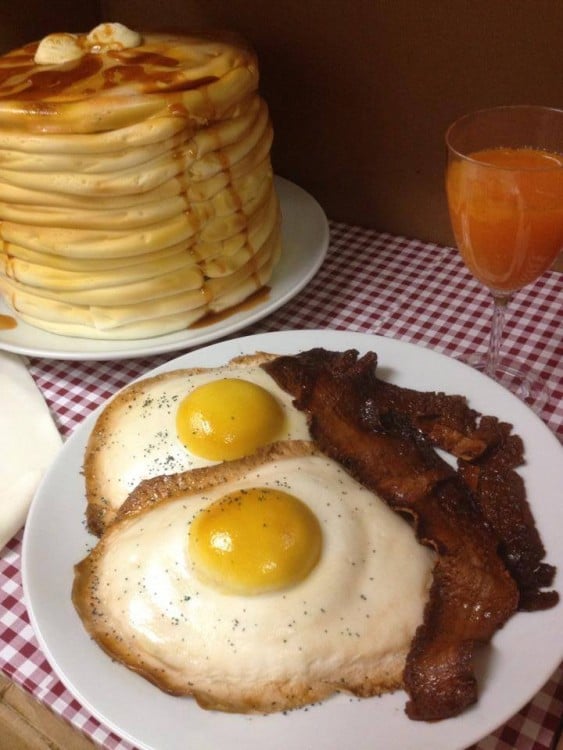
[22,330,563,750]
[0,178,329,360]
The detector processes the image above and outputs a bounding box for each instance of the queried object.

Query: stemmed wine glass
[445,105,563,408]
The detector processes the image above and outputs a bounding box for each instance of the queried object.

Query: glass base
[464,355,550,414]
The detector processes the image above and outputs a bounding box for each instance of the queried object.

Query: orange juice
[446,147,563,293]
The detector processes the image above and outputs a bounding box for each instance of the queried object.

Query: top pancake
[0,29,259,133]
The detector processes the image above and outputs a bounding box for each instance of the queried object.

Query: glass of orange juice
[445,105,563,407]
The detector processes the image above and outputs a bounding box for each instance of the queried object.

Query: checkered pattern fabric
[1,221,561,749]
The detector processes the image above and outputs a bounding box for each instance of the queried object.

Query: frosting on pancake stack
[0,23,281,339]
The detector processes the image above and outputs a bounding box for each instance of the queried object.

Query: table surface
[1,221,562,750]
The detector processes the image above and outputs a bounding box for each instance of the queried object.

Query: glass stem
[484,293,511,379]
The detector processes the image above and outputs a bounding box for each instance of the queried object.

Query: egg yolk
[176,378,285,461]
[188,487,322,595]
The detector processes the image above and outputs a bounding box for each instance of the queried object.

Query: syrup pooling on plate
[0,24,282,339]
[0,313,16,329]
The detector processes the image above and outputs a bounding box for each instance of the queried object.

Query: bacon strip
[366,376,558,611]
[456,421,558,611]
[262,348,556,720]
[367,376,498,461]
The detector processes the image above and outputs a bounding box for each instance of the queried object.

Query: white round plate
[22,330,563,750]
[0,178,329,361]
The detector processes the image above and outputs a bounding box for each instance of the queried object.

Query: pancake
[0,24,281,339]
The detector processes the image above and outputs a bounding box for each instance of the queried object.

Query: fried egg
[84,353,310,535]
[73,441,435,714]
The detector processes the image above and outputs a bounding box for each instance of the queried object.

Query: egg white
[74,445,435,713]
[83,355,310,534]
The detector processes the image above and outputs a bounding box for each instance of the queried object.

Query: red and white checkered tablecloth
[1,223,562,749]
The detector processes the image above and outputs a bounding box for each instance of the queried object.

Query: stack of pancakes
[0,24,281,339]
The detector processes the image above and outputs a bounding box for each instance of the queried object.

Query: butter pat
[34,33,83,65]
[86,23,142,53]
[34,23,142,65]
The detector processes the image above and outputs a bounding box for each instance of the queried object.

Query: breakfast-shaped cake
[0,23,281,339]
[74,440,435,713]
[77,351,436,713]
[74,346,558,719]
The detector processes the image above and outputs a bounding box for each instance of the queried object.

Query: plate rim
[22,329,563,750]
